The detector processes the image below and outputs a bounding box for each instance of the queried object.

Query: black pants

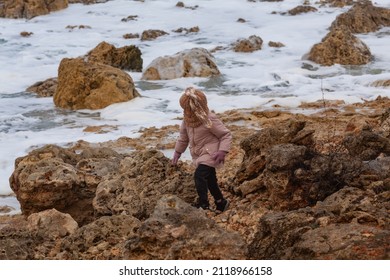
[194,164,223,206]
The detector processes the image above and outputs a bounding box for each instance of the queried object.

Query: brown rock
[232,35,263,53]
[53,58,140,110]
[371,79,390,88]
[268,41,285,48]
[86,41,143,72]
[141,47,220,80]
[331,1,390,33]
[124,195,247,259]
[288,5,318,15]
[0,0,68,19]
[306,27,372,66]
[140,29,169,41]
[318,0,354,8]
[26,77,58,97]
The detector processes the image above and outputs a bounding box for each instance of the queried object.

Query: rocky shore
[1,0,389,260]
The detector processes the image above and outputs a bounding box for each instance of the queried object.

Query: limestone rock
[86,41,143,72]
[69,0,110,4]
[331,1,390,33]
[26,77,58,97]
[124,195,247,259]
[93,149,197,219]
[232,35,263,53]
[142,48,220,80]
[0,0,68,19]
[27,209,78,240]
[306,27,372,66]
[141,29,169,41]
[53,58,140,110]
[288,5,318,15]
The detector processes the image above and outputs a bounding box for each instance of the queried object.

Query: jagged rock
[93,150,197,219]
[86,41,143,72]
[53,58,140,110]
[141,48,220,80]
[288,5,318,15]
[9,145,123,225]
[0,0,68,19]
[331,1,390,33]
[124,195,247,259]
[306,27,372,66]
[343,126,390,160]
[26,77,58,97]
[318,0,354,8]
[248,186,390,259]
[232,35,263,53]
[56,215,141,259]
[140,29,169,41]
[27,209,78,240]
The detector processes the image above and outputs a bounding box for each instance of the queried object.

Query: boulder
[124,195,247,259]
[142,48,220,80]
[288,5,318,15]
[0,0,68,19]
[331,1,390,33]
[306,27,372,66]
[86,41,143,72]
[232,35,263,53]
[53,58,140,110]
[140,29,169,41]
[93,149,197,219]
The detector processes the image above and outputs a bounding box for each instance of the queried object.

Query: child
[171,87,232,212]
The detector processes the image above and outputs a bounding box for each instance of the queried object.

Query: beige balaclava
[179,87,212,128]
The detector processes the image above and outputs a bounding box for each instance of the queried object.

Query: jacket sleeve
[209,113,232,152]
[174,121,189,154]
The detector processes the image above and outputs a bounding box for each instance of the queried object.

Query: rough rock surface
[141,29,169,41]
[86,41,143,72]
[288,5,318,15]
[141,48,220,80]
[331,1,390,33]
[53,58,140,110]
[232,35,263,53]
[0,0,68,19]
[123,195,247,260]
[26,77,58,97]
[306,27,372,66]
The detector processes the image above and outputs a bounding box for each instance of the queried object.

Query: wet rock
[86,41,143,72]
[124,195,247,259]
[141,29,169,41]
[331,1,390,33]
[232,35,263,53]
[26,77,58,97]
[288,5,318,15]
[141,48,220,80]
[68,0,111,4]
[0,0,68,19]
[268,41,285,48]
[306,27,372,66]
[318,0,354,8]
[54,58,140,110]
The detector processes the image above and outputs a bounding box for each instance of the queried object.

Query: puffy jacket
[174,112,232,168]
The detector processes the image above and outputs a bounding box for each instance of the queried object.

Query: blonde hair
[179,87,212,128]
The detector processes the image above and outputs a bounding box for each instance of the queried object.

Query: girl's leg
[194,164,211,208]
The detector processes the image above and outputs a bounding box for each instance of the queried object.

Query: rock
[93,149,197,219]
[86,41,143,72]
[248,186,390,259]
[268,41,285,48]
[0,0,68,19]
[68,0,110,4]
[232,35,263,53]
[123,195,247,259]
[319,0,354,8]
[331,1,390,33]
[56,215,141,259]
[371,80,390,88]
[288,5,318,15]
[53,58,140,110]
[9,144,123,225]
[141,48,220,80]
[140,29,169,41]
[306,27,372,66]
[27,209,78,240]
[26,77,58,97]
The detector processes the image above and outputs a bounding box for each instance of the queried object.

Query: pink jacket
[174,112,232,168]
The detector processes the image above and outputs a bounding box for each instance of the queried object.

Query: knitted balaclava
[179,87,212,128]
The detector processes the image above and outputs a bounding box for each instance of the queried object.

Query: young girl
[171,87,232,212]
